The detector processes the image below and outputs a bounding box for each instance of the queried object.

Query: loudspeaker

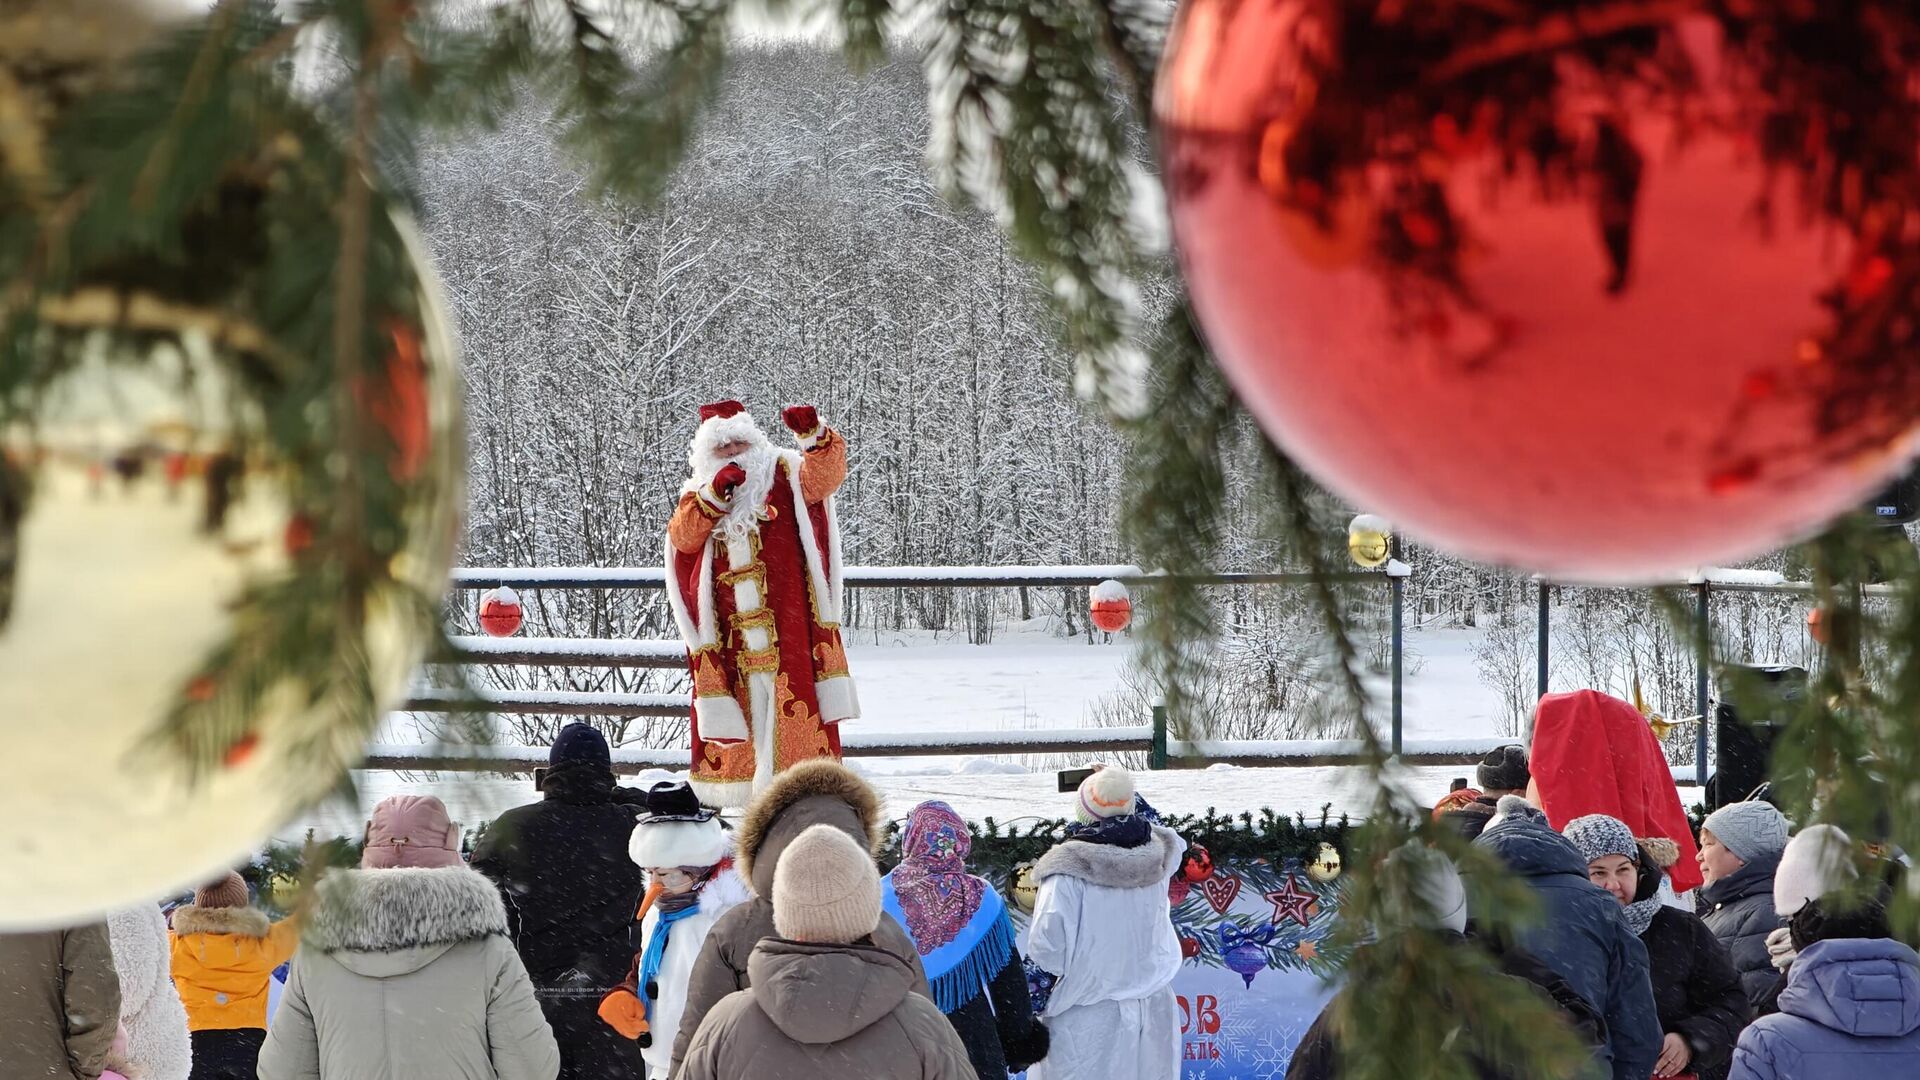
[1866,462,1920,525]
[1706,665,1807,811]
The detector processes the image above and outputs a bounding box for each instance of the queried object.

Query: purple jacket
[1730,938,1920,1080]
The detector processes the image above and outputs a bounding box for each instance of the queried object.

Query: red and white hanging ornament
[1089,579,1133,633]
[479,585,524,637]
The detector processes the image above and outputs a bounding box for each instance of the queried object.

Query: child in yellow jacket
[169,872,299,1079]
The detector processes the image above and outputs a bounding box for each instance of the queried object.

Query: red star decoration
[1265,875,1318,927]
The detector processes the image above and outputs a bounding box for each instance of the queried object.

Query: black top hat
[644,781,717,824]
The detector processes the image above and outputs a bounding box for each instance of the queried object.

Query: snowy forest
[418,43,1845,749]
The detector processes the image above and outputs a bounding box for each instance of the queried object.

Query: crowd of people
[5,707,1919,1080]
[1304,690,1920,1080]
[0,725,1177,1080]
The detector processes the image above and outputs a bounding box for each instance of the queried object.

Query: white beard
[686,415,780,542]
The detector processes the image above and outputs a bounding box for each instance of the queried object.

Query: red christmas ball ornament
[478,585,524,637]
[1089,579,1132,634]
[1180,934,1203,960]
[1181,843,1215,884]
[1807,607,1830,645]
[1156,2,1920,581]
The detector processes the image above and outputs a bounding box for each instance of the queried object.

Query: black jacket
[1284,934,1607,1080]
[1697,851,1784,1010]
[469,765,648,989]
[944,953,1050,1080]
[1640,905,1750,1080]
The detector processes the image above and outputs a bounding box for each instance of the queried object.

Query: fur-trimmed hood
[171,904,272,939]
[1636,836,1679,869]
[305,866,508,976]
[1034,825,1186,890]
[735,760,883,897]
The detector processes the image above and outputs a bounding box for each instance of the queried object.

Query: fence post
[1536,579,1551,702]
[1694,582,1711,789]
[1389,539,1406,757]
[1150,704,1169,771]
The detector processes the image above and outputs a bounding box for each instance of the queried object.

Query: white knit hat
[772,824,882,944]
[1774,824,1857,918]
[1076,766,1137,824]
[629,816,729,870]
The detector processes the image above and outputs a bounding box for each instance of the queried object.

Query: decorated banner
[1165,847,1344,1077]
[940,810,1353,1080]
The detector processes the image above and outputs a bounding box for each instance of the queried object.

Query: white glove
[1766,925,1798,971]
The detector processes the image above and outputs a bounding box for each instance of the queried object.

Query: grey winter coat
[0,924,121,1080]
[679,938,977,1080]
[669,761,932,1078]
[257,866,560,1080]
[1700,851,1786,1009]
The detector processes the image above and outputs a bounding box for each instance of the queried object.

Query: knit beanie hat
[1476,744,1531,793]
[550,723,612,769]
[362,795,463,870]
[772,824,882,944]
[1702,800,1791,864]
[1075,766,1137,824]
[1563,814,1639,866]
[1775,824,1857,918]
[194,871,250,910]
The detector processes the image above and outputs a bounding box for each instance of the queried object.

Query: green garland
[878,806,1353,880]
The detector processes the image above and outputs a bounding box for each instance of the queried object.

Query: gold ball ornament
[1348,514,1392,569]
[1011,861,1040,914]
[1308,842,1342,883]
[0,12,462,927]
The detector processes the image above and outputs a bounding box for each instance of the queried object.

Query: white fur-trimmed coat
[637,866,750,1080]
[107,904,192,1080]
[256,866,559,1080]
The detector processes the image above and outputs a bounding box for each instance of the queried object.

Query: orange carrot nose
[636,881,663,922]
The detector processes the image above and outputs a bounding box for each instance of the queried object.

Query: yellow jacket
[169,905,301,1031]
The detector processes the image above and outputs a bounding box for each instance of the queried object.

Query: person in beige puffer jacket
[678,824,976,1080]
[257,795,559,1080]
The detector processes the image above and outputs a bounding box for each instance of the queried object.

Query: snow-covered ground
[286,622,1587,840]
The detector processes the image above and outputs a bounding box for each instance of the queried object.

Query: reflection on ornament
[1308,842,1342,883]
[0,226,462,928]
[1219,921,1275,987]
[1156,1,1920,580]
[1265,875,1319,927]
[1347,515,1391,569]
[480,586,525,637]
[1089,579,1131,633]
[1011,861,1040,914]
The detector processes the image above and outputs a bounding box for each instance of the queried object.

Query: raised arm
[782,406,846,504]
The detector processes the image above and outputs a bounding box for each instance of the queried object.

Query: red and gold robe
[664,430,857,806]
